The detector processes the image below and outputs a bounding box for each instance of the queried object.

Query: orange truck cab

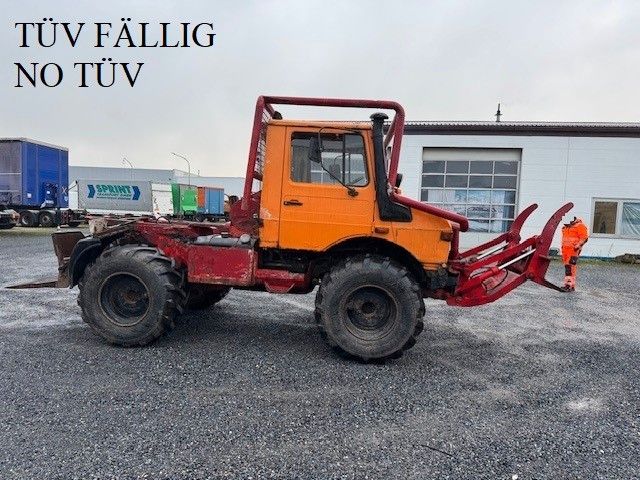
[257,119,452,272]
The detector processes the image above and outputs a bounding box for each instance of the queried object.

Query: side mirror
[308,135,323,164]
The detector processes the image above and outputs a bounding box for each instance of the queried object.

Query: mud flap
[447,202,573,307]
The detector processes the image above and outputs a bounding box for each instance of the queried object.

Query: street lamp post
[171,152,191,185]
[122,157,134,180]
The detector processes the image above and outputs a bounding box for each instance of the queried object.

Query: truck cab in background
[0,138,81,227]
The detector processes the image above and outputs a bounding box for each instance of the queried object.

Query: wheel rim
[98,273,150,327]
[343,285,398,340]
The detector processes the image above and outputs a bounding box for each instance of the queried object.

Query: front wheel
[315,255,425,361]
[78,246,185,346]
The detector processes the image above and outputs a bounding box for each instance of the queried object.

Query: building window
[592,201,618,234]
[593,199,640,238]
[421,148,521,233]
[291,132,368,186]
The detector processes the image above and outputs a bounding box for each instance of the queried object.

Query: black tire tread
[38,212,54,228]
[78,245,186,347]
[315,254,425,361]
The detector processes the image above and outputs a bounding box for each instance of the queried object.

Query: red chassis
[40,198,570,306]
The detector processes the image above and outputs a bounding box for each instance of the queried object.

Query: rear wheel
[78,246,186,346]
[315,254,425,361]
[38,211,55,227]
[19,210,36,227]
[185,284,231,310]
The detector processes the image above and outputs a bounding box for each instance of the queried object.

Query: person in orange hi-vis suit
[561,217,589,292]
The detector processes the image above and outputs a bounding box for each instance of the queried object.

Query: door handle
[283,199,303,206]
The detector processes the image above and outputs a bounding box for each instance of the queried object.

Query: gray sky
[1,0,639,176]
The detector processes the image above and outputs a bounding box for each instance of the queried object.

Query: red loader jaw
[446,202,574,307]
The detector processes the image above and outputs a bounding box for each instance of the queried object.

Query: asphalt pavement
[1,228,639,479]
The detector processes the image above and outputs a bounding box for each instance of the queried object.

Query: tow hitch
[446,202,574,306]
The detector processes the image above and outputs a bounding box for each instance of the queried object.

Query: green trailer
[171,183,198,217]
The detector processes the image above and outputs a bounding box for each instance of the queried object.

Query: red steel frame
[445,202,574,306]
[132,221,312,294]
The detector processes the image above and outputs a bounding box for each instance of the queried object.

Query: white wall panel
[399,133,640,257]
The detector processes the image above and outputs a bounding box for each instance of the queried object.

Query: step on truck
[0,138,82,227]
[13,97,572,361]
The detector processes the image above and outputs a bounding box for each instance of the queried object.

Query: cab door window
[290,132,368,187]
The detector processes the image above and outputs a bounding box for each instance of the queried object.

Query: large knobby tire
[315,255,425,361]
[78,245,186,347]
[184,284,231,310]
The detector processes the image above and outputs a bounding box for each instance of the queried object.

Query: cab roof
[268,120,373,130]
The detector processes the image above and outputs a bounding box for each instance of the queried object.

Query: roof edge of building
[400,121,640,137]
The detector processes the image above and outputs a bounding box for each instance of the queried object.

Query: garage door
[421,148,521,233]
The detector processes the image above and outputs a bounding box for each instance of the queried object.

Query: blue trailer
[0,138,81,227]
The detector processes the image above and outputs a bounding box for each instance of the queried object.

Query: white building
[397,121,640,257]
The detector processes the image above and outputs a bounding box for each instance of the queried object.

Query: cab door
[278,127,375,251]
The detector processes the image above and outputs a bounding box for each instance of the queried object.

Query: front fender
[66,227,130,287]
[68,237,104,288]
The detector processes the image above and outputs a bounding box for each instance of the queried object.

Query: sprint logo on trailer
[87,184,141,200]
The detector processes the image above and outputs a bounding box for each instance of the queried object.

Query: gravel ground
[1,228,639,479]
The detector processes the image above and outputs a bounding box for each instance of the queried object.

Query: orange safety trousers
[561,220,589,290]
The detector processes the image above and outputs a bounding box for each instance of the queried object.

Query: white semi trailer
[69,181,174,217]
